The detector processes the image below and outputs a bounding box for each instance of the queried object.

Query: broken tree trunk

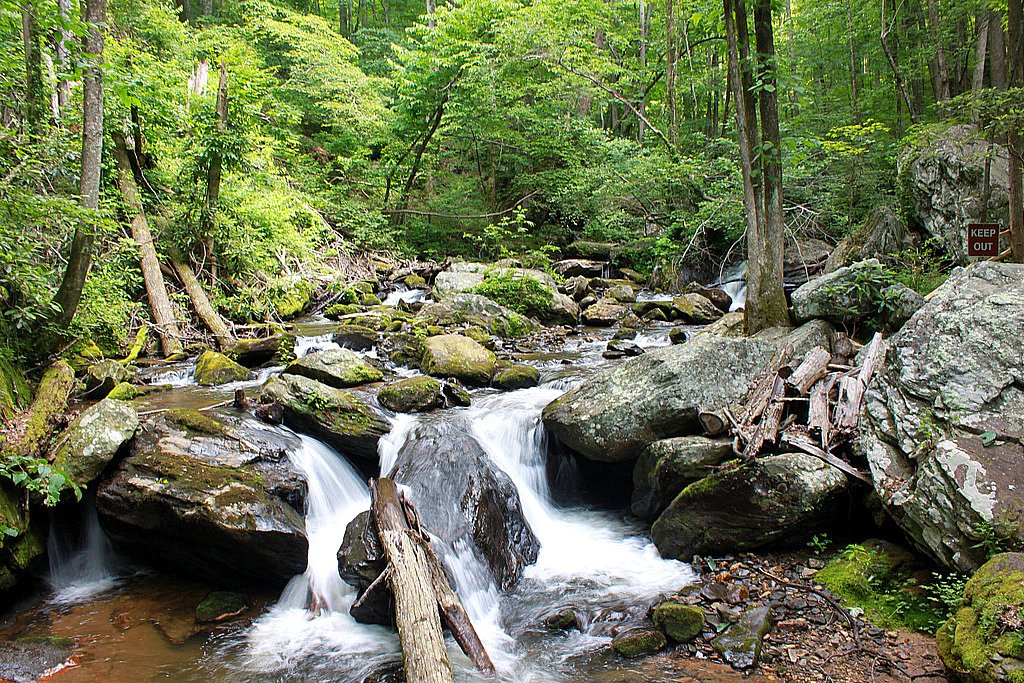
[807,374,836,449]
[112,133,183,358]
[743,374,787,459]
[834,332,884,432]
[786,346,832,395]
[698,408,729,436]
[738,343,795,425]
[6,361,75,460]
[371,478,454,683]
[170,250,235,351]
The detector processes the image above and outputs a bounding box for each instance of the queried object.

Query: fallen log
[742,375,787,460]
[372,478,454,683]
[780,430,872,485]
[171,251,235,352]
[698,408,729,436]
[807,374,836,449]
[10,361,75,461]
[786,346,832,395]
[738,344,795,425]
[834,332,884,432]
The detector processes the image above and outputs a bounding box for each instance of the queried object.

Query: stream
[2,300,700,682]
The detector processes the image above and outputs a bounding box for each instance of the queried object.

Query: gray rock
[84,359,133,397]
[332,325,378,352]
[900,124,1010,262]
[541,292,581,326]
[491,364,540,391]
[416,293,536,338]
[284,348,383,389]
[712,605,773,669]
[671,293,724,324]
[651,453,846,559]
[421,334,497,386]
[631,436,735,520]
[790,259,924,329]
[554,259,605,278]
[562,275,592,301]
[859,262,1024,571]
[603,340,645,359]
[432,262,486,299]
[377,376,446,413]
[52,398,139,488]
[542,321,833,462]
[607,284,635,303]
[337,510,392,625]
[0,638,75,683]
[582,300,628,327]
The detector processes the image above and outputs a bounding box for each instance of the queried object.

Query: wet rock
[491,363,540,391]
[392,422,539,589]
[603,340,644,360]
[554,259,605,278]
[420,334,497,387]
[653,602,705,642]
[937,553,1024,683]
[404,274,427,288]
[229,334,294,367]
[541,292,581,327]
[712,605,773,669]
[84,359,133,397]
[542,321,833,462]
[284,348,383,389]
[562,275,592,301]
[790,259,924,329]
[52,398,139,489]
[106,382,140,401]
[668,327,689,345]
[194,350,251,386]
[858,262,1024,570]
[612,628,667,658]
[682,283,733,313]
[270,276,312,319]
[262,374,389,462]
[651,453,847,559]
[0,637,75,683]
[417,293,535,338]
[196,591,249,623]
[377,376,446,413]
[432,262,487,299]
[337,510,392,625]
[543,610,581,630]
[95,413,308,587]
[671,293,724,324]
[631,436,734,520]
[582,300,628,327]
[332,325,379,352]
[378,333,425,369]
[0,486,45,591]
[607,284,635,303]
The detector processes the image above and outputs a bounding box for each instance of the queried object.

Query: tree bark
[371,478,454,683]
[55,0,72,115]
[925,0,951,105]
[990,11,1008,90]
[666,0,679,149]
[170,251,234,351]
[22,0,45,138]
[202,61,228,282]
[1008,0,1024,261]
[881,0,919,124]
[7,362,75,461]
[113,134,184,357]
[972,12,991,94]
[51,0,105,334]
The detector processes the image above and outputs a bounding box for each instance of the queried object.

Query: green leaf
[979,431,998,447]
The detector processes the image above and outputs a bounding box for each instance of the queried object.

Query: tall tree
[22,0,44,138]
[51,0,105,334]
[1008,0,1023,261]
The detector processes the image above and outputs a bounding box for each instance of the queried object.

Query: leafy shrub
[473,272,553,316]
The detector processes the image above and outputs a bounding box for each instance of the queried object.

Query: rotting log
[807,374,836,448]
[698,408,729,436]
[738,343,794,425]
[742,374,787,459]
[371,478,455,683]
[786,346,832,395]
[834,332,883,432]
[9,361,75,461]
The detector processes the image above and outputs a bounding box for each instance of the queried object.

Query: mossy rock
[653,602,705,642]
[0,484,45,591]
[68,339,104,371]
[324,303,363,319]
[0,352,30,425]
[404,274,427,288]
[353,281,376,295]
[377,377,445,413]
[360,293,383,307]
[421,334,496,387]
[491,364,540,391]
[165,408,229,437]
[270,277,313,320]
[106,382,140,401]
[462,326,493,347]
[938,553,1024,683]
[284,349,383,389]
[52,398,140,488]
[194,350,251,386]
[84,359,134,398]
[611,628,667,658]
[671,293,724,324]
[196,591,249,623]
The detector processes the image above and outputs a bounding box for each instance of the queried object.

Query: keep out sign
[967,223,1000,257]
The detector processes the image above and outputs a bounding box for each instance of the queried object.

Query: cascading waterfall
[718,261,748,311]
[47,500,123,604]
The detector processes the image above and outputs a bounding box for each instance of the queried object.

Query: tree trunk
[201,61,228,283]
[666,0,679,149]
[638,0,648,143]
[22,0,44,138]
[847,0,859,121]
[171,251,235,351]
[55,0,71,115]
[113,134,184,357]
[925,0,951,105]
[749,0,790,333]
[972,12,991,93]
[6,362,75,461]
[881,0,919,124]
[51,0,105,335]
[990,11,1008,90]
[1008,0,1023,261]
[371,478,454,683]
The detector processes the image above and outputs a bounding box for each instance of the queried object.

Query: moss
[653,602,704,642]
[462,326,492,346]
[360,293,382,306]
[165,409,229,437]
[270,278,313,320]
[0,352,30,425]
[324,303,362,319]
[18,361,75,458]
[337,287,361,304]
[353,281,376,295]
[612,628,667,658]
[194,350,251,386]
[377,377,443,413]
[404,275,426,288]
[491,364,540,391]
[197,591,249,623]
[106,382,140,401]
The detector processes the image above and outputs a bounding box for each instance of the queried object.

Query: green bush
[473,272,553,316]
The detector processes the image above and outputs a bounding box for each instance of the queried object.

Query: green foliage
[472,271,553,316]
[807,533,832,555]
[820,261,905,331]
[0,453,81,509]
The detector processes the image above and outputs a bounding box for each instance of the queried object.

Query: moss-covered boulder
[671,293,725,324]
[324,303,362,319]
[284,348,383,389]
[194,350,251,386]
[332,325,378,352]
[653,602,705,642]
[270,276,313,320]
[421,334,496,387]
[491,363,540,391]
[52,398,139,489]
[0,484,45,592]
[95,412,308,587]
[607,284,635,303]
[83,359,133,398]
[378,333,425,369]
[631,436,735,520]
[106,382,140,401]
[0,353,30,425]
[416,294,536,338]
[612,628,667,658]
[229,334,294,367]
[938,553,1024,683]
[404,274,427,288]
[262,374,390,462]
[377,377,445,413]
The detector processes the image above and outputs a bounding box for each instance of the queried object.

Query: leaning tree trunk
[51,0,105,336]
[202,61,228,282]
[112,134,183,357]
[170,250,234,351]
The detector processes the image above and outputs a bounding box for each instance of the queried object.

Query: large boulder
[377,376,469,413]
[859,262,1024,571]
[582,300,628,327]
[95,412,308,587]
[52,398,139,488]
[900,124,1011,262]
[392,422,539,589]
[631,436,735,520]
[262,374,390,463]
[284,348,383,389]
[194,350,251,386]
[671,293,724,324]
[651,452,847,559]
[83,359,133,397]
[554,259,605,278]
[432,262,487,299]
[937,553,1024,683]
[416,294,536,338]
[542,321,833,462]
[420,334,497,387]
[790,259,924,330]
[337,510,392,625]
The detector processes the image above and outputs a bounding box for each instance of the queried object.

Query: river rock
[603,340,644,360]
[651,453,847,559]
[631,436,735,520]
[491,363,540,391]
[229,334,293,366]
[653,602,705,642]
[52,398,139,488]
[417,293,535,338]
[95,412,308,587]
[284,348,383,389]
[337,510,392,625]
[0,485,44,591]
[84,359,133,397]
[712,605,773,669]
[607,284,635,303]
[612,628,667,658]
[432,262,487,299]
[554,259,605,278]
[541,292,581,326]
[0,638,75,683]
[900,124,1011,262]
[790,259,924,329]
[377,376,454,413]
[682,283,733,313]
[332,325,378,352]
[421,334,497,386]
[937,553,1024,683]
[542,320,833,462]
[859,262,1024,571]
[671,293,724,324]
[270,276,313,319]
[391,421,539,589]
[262,374,390,463]
[194,350,251,386]
[582,300,628,326]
